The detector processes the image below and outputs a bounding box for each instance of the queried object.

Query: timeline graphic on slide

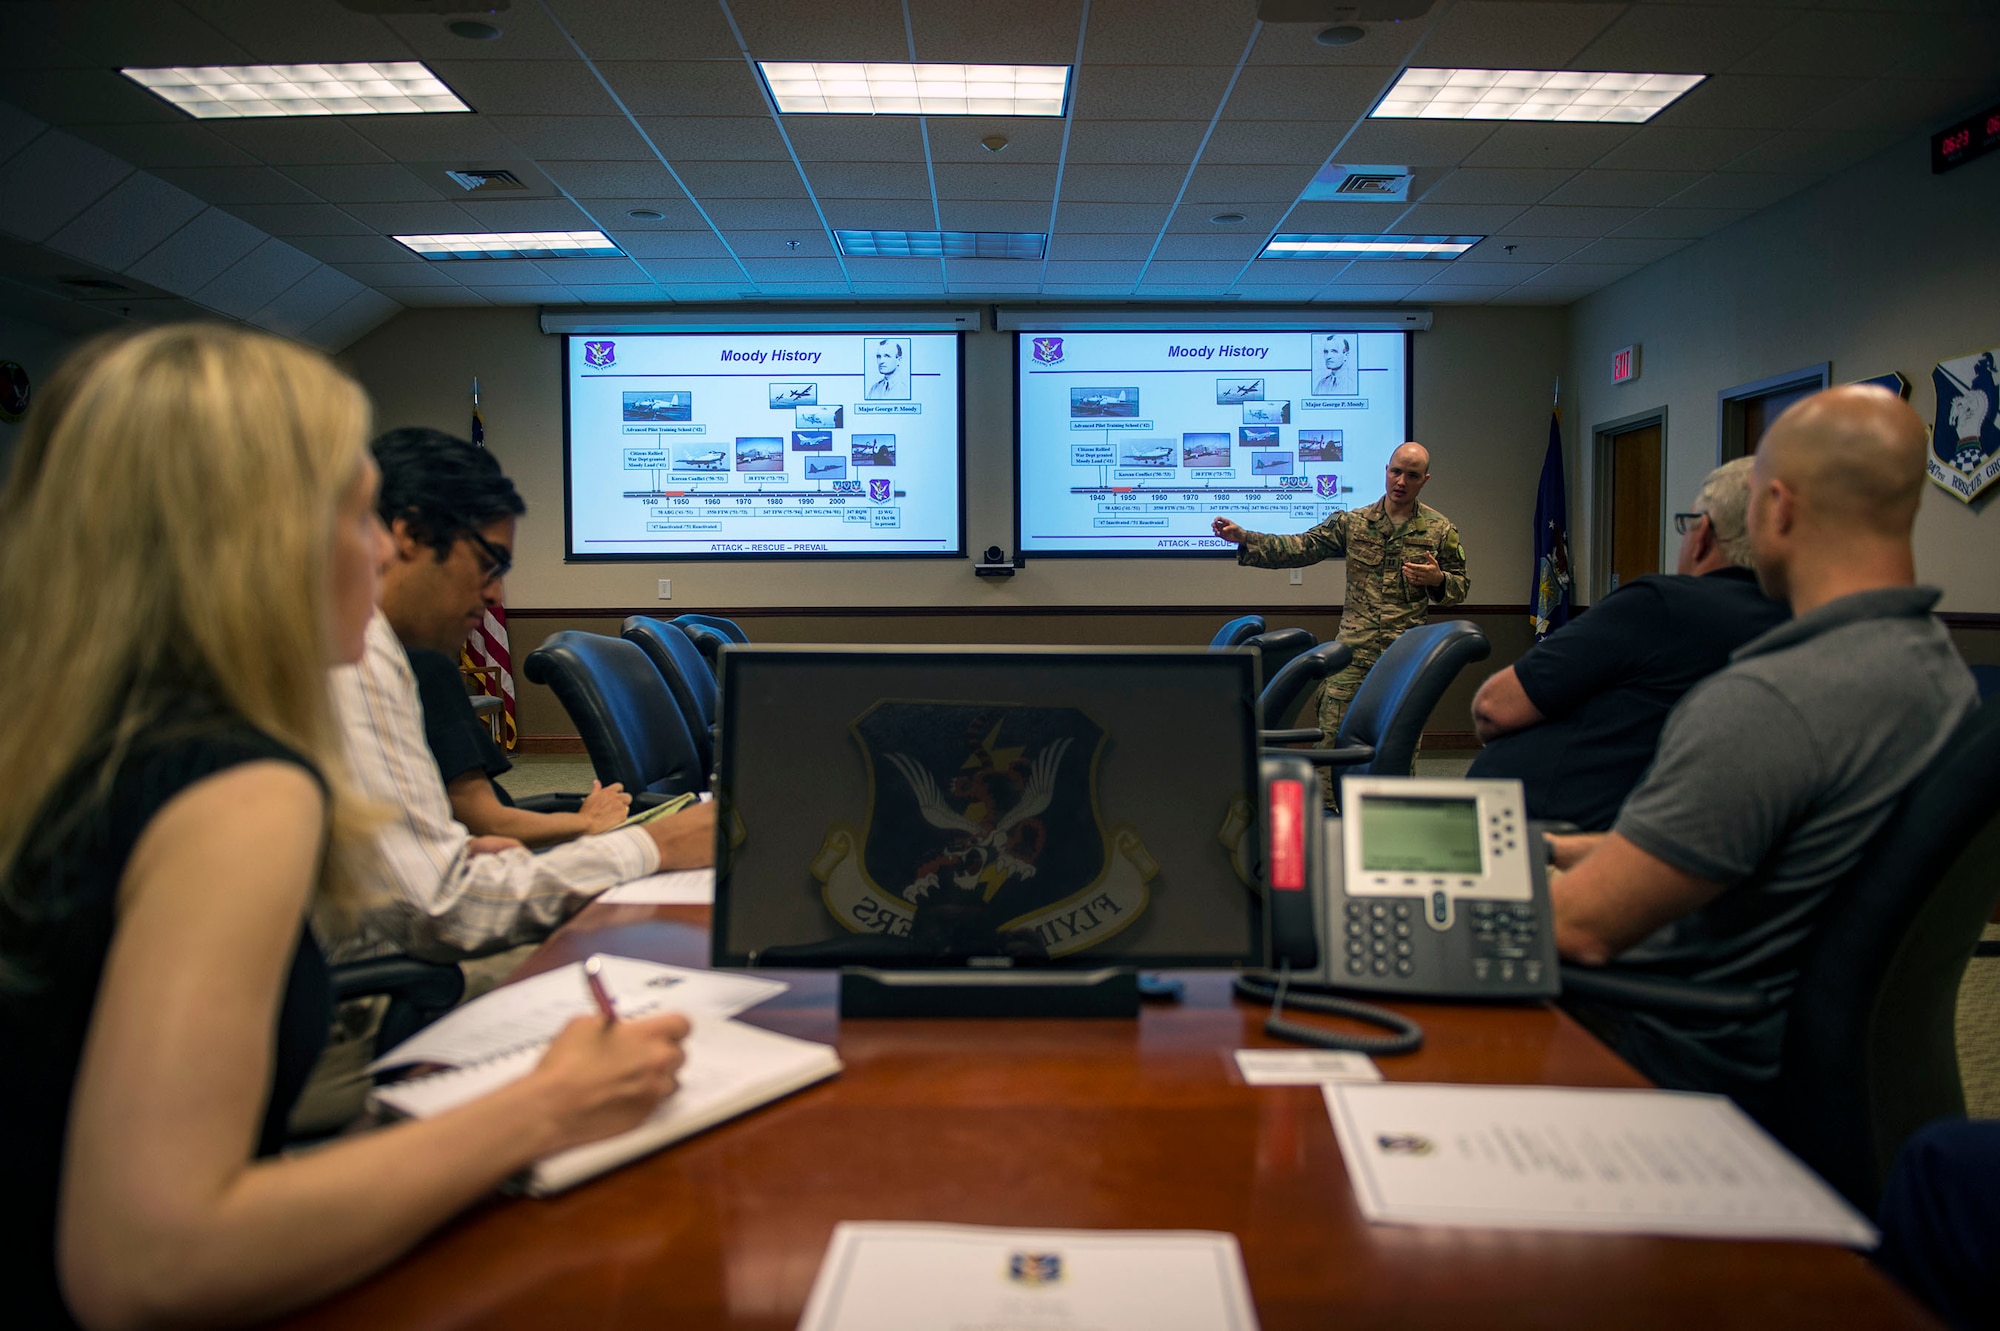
[1015,330,1410,554]
[565,333,963,559]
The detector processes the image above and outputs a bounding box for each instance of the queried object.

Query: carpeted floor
[503,752,2000,1115]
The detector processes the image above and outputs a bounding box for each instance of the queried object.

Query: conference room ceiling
[0,0,1995,333]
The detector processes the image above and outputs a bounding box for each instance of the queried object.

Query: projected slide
[1016,331,1409,554]
[565,333,962,558]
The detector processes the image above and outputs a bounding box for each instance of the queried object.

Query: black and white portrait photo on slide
[1314,333,1359,397]
[864,337,911,400]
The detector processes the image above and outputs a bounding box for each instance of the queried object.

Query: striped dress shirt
[327,611,657,963]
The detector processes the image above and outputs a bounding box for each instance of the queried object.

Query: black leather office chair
[1242,627,1316,682]
[327,956,465,1060]
[1209,614,1264,649]
[672,612,748,645]
[1263,620,1489,778]
[622,615,718,776]
[1561,697,2000,1213]
[670,614,747,678]
[523,631,705,803]
[1259,641,1353,737]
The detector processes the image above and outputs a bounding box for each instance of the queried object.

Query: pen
[583,955,619,1026]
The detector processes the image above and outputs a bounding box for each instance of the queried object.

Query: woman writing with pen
[0,326,690,1330]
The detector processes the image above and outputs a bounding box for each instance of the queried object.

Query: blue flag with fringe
[1531,412,1572,641]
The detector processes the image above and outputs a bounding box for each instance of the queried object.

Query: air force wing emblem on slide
[582,340,617,368]
[811,702,1157,957]
[1031,336,1064,365]
[1930,347,2000,503]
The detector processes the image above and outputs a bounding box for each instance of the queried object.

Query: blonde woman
[0,326,689,1330]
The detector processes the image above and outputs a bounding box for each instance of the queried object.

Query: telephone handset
[1260,756,1559,1001]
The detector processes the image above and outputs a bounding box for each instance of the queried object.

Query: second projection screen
[1016,330,1410,554]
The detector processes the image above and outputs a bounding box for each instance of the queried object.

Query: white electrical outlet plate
[1289,569,1303,585]
[658,579,672,599]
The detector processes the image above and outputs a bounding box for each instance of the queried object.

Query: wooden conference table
[283,901,1933,1330]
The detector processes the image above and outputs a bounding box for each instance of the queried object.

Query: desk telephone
[1257,755,1560,1001]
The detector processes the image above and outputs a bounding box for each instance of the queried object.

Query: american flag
[460,376,516,748]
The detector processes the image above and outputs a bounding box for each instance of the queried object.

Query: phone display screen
[1357,796,1484,875]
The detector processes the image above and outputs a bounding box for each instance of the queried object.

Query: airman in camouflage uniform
[1213,442,1470,765]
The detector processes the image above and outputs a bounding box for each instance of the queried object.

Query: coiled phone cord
[1233,962,1424,1056]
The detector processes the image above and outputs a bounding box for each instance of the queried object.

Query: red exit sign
[1612,344,1640,385]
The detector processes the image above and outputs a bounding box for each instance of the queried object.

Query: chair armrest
[1557,964,1776,1018]
[511,791,584,815]
[329,956,465,1008]
[632,791,675,811]
[1260,727,1326,745]
[1259,744,1375,767]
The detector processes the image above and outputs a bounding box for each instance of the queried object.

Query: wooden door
[1734,383,1820,459]
[1608,422,1662,591]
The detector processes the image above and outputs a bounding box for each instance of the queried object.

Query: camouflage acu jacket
[1237,498,1471,649]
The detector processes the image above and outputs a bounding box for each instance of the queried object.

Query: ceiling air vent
[445,168,527,192]
[1299,163,1412,202]
[1336,172,1406,196]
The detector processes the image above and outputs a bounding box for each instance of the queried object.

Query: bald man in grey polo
[1589,586,1976,1111]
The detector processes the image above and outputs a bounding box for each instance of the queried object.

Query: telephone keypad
[1469,900,1541,983]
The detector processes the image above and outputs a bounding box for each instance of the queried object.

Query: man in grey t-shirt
[1545,385,1978,1115]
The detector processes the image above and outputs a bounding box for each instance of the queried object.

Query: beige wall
[338,304,1566,612]
[1565,124,2000,612]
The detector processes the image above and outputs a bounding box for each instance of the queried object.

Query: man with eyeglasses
[1467,457,1787,829]
[325,428,714,968]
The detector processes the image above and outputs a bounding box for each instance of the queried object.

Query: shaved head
[1755,385,1926,537]
[1392,441,1431,473]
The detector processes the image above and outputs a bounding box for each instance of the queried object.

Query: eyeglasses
[1672,511,1706,536]
[460,525,512,583]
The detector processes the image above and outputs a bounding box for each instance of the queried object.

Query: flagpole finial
[1553,376,1560,407]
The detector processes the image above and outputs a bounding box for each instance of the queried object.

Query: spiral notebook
[368,958,840,1196]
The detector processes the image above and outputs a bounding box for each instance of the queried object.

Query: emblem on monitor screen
[810,702,1156,958]
[582,340,616,368]
[1316,474,1339,497]
[869,477,892,503]
[1008,1252,1063,1286]
[1031,336,1064,365]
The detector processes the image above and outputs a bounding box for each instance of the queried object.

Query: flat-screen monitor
[562,332,964,560]
[712,646,1265,970]
[1014,329,1411,555]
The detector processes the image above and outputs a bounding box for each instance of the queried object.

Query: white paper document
[598,868,715,905]
[797,1223,1260,1331]
[1234,1049,1381,1085]
[368,955,785,1071]
[1324,1082,1878,1247]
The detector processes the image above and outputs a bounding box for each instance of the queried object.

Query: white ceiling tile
[843,257,946,281]
[206,119,390,166]
[1572,5,1795,74]
[740,258,850,283]
[1541,170,1706,209]
[426,60,616,117]
[1280,200,1409,232]
[0,67,179,126]
[728,0,904,62]
[909,0,1084,65]
[1504,205,1646,237]
[1656,171,1814,210]
[1053,201,1174,232]
[47,171,206,271]
[0,99,47,162]
[674,160,808,198]
[1728,9,1920,79]
[441,259,553,287]
[1165,203,1290,233]
[726,231,835,259]
[301,288,404,353]
[611,230,731,260]
[699,198,825,230]
[1330,264,1440,286]
[490,116,655,160]
[1607,207,1749,240]
[175,0,400,63]
[250,264,366,339]
[537,0,743,60]
[281,163,448,204]
[783,117,926,164]
[803,163,935,199]
[1309,283,1417,301]
[1494,284,1594,306]
[349,114,518,163]
[598,62,771,118]
[222,202,376,236]
[1045,233,1156,261]
[123,206,268,294]
[1139,259,1248,283]
[334,261,460,288]
[535,256,649,284]
[570,283,672,303]
[153,165,320,205]
[1461,124,1641,170]
[1521,262,1643,287]
[1071,65,1240,122]
[1455,236,1583,264]
[539,160,685,199]
[285,233,411,264]
[1592,127,1773,173]
[930,120,1069,164]
[1185,165,1313,204]
[68,121,256,170]
[1418,261,1547,288]
[658,283,744,299]
[0,128,131,242]
[1419,1,1623,68]
[820,199,940,230]
[456,197,597,230]
[1201,119,1347,167]
[1234,261,1326,284]
[377,285,489,307]
[634,115,796,163]
[1223,66,1398,124]
[1406,285,1497,304]
[1719,126,1898,177]
[637,258,756,284]
[1883,11,2000,81]
[1082,0,1256,65]
[1065,119,1210,165]
[1041,283,1140,296]
[1646,75,1844,131]
[1804,78,1994,136]
[1567,236,1697,267]
[458,283,573,302]
[1334,119,1498,168]
[1042,260,1145,284]
[582,198,710,230]
[1152,232,1264,262]
[1250,15,1430,68]
[938,200,1050,230]
[848,281,947,295]
[340,201,481,234]
[1423,168,1576,206]
[932,161,1059,200]
[1058,163,1188,204]
[1396,203,1528,234]
[193,238,318,318]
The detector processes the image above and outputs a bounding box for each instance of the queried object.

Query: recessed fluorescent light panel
[1373,69,1706,123]
[759,62,1070,116]
[1260,235,1483,260]
[121,62,469,119]
[834,230,1047,259]
[394,231,624,260]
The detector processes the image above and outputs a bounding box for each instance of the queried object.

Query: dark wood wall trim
[1943,613,2000,629]
[506,603,1538,620]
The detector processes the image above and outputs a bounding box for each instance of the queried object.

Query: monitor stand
[839,967,1139,1018]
